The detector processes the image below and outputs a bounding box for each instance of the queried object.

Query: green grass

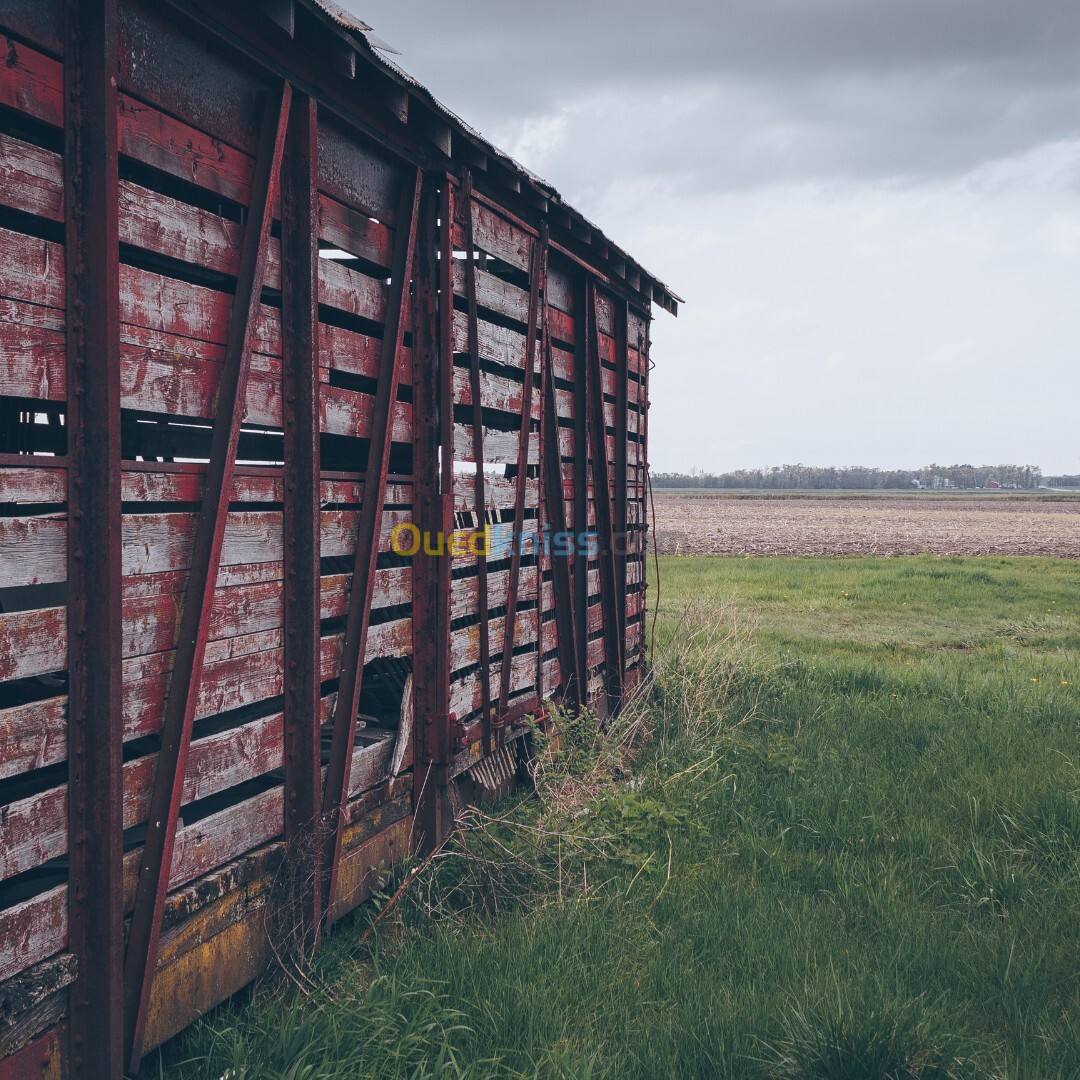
[150,556,1079,1079]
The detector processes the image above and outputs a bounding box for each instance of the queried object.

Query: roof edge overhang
[191,0,680,316]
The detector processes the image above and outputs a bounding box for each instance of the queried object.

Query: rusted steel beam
[122,82,293,1072]
[586,283,624,713]
[432,175,456,789]
[641,312,652,664]
[281,92,322,941]
[497,226,548,725]
[534,268,551,704]
[321,167,423,926]
[613,297,630,668]
[63,0,125,1074]
[460,170,493,744]
[410,172,448,852]
[542,319,580,708]
[572,275,590,705]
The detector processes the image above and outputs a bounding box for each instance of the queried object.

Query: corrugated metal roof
[308,0,401,53]
[307,0,681,313]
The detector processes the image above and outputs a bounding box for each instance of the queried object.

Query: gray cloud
[356,0,1080,187]
[346,1,1080,474]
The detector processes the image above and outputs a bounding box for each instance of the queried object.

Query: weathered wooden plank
[0,299,66,402]
[0,696,67,780]
[0,605,65,681]
[0,954,75,1051]
[449,566,539,621]
[455,201,532,272]
[316,116,401,227]
[448,608,538,675]
[0,133,63,220]
[0,464,67,504]
[0,515,65,588]
[451,309,539,373]
[121,616,410,742]
[453,424,538,466]
[0,750,399,985]
[121,509,410,578]
[119,470,411,508]
[0,140,392,329]
[451,261,532,327]
[448,650,537,719]
[452,364,539,419]
[317,193,393,269]
[450,472,539,514]
[117,92,255,205]
[323,813,410,927]
[0,35,64,129]
[0,885,66,986]
[0,707,287,882]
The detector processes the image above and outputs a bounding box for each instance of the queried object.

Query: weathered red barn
[0,0,678,1073]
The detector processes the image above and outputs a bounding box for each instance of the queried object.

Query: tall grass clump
[147,557,1079,1079]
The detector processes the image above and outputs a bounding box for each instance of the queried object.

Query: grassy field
[151,556,1079,1079]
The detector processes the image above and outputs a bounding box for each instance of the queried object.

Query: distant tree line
[651,464,1047,490]
[1044,474,1080,488]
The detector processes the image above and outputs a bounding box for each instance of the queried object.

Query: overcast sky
[348,0,1080,474]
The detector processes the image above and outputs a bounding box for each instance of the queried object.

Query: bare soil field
[651,493,1080,557]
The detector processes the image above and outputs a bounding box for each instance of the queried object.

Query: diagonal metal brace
[122,82,293,1072]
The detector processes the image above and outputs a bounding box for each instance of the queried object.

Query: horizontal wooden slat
[451,309,538,373]
[449,609,538,676]
[452,365,539,419]
[0,885,66,986]
[452,261,532,327]
[453,425,538,466]
[448,649,537,719]
[0,464,66,504]
[459,201,532,272]
[451,472,539,514]
[0,509,412,589]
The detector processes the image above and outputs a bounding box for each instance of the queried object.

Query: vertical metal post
[572,275,589,706]
[123,84,292,1071]
[534,265,551,704]
[64,0,124,1074]
[411,173,447,851]
[641,312,652,665]
[497,226,547,723]
[586,283,624,713]
[282,92,322,939]
[541,320,579,708]
[613,298,629,679]
[459,171,493,746]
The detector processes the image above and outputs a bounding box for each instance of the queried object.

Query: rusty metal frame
[541,314,580,708]
[586,282,624,713]
[63,0,124,1073]
[534,257,552,705]
[122,82,293,1071]
[496,225,548,725]
[410,172,448,850]
[320,166,423,927]
[459,169,494,745]
[282,91,322,941]
[613,297,630,673]
[434,175,457,778]
[572,275,590,704]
